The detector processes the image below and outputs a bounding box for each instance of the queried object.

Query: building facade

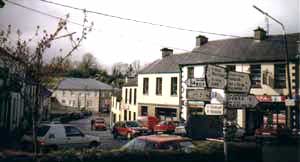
[179,29,300,134]
[52,78,113,112]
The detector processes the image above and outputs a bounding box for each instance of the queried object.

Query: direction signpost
[226,93,259,109]
[185,78,207,88]
[205,65,226,89]
[205,104,224,115]
[186,89,211,101]
[227,71,251,93]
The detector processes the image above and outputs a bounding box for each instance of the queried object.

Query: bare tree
[0,11,93,159]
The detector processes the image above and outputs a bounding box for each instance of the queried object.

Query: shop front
[246,95,286,135]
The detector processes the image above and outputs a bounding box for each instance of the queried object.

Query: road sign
[185,78,206,88]
[187,101,205,108]
[205,65,226,89]
[226,93,258,109]
[285,99,295,106]
[227,71,251,93]
[205,104,224,115]
[211,89,226,104]
[186,89,211,101]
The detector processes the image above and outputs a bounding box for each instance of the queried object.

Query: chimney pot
[254,27,267,41]
[196,35,208,47]
[161,48,173,58]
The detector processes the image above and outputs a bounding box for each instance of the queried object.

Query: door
[64,126,87,148]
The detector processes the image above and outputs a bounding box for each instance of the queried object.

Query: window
[156,77,162,95]
[94,91,98,96]
[86,92,90,96]
[133,112,136,120]
[87,100,93,107]
[124,110,127,121]
[129,111,131,120]
[143,78,149,95]
[187,67,194,79]
[226,65,236,71]
[64,126,82,137]
[274,64,286,88]
[62,99,66,104]
[171,77,178,96]
[125,88,128,104]
[129,89,132,104]
[37,126,50,137]
[70,91,74,96]
[62,90,66,96]
[69,100,72,105]
[141,106,148,116]
[250,64,261,88]
[134,88,137,105]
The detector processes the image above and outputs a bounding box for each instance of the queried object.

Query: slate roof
[123,78,138,87]
[57,78,113,90]
[140,33,300,74]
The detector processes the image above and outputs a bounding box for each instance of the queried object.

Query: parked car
[112,121,150,139]
[91,118,107,131]
[153,121,178,134]
[121,135,195,153]
[174,122,187,136]
[21,124,101,152]
[69,112,84,120]
[255,124,291,138]
[137,116,159,132]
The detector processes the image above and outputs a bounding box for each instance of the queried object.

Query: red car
[153,121,179,134]
[255,124,291,138]
[137,116,159,132]
[92,118,107,131]
[112,121,149,139]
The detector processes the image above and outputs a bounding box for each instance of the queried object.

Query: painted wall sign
[185,78,206,88]
[205,65,226,89]
[226,93,258,109]
[186,89,211,101]
[205,104,224,115]
[227,71,251,93]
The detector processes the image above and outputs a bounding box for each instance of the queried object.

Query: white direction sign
[205,104,224,115]
[285,99,295,106]
[205,65,226,89]
[185,78,206,88]
[186,89,211,101]
[227,71,251,93]
[226,93,259,109]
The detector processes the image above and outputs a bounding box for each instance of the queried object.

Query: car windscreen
[126,121,140,127]
[37,125,50,137]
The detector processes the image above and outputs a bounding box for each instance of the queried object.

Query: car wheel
[89,141,100,148]
[127,133,132,140]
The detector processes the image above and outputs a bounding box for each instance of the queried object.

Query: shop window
[141,106,148,116]
[274,64,286,88]
[143,78,149,95]
[156,77,162,95]
[171,77,177,96]
[187,67,194,79]
[250,64,261,88]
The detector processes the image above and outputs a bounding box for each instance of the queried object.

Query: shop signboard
[205,65,226,89]
[226,93,258,109]
[185,78,206,88]
[186,89,211,101]
[227,71,251,93]
[205,104,224,115]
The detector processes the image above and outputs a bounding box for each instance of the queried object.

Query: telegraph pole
[253,5,294,129]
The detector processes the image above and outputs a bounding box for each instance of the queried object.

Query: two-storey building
[179,28,300,134]
[137,48,184,121]
[53,78,113,112]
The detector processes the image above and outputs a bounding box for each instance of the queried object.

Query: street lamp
[253,5,294,129]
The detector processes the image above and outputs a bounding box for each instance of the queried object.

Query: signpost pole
[223,107,228,162]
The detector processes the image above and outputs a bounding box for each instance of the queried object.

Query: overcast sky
[0,0,299,69]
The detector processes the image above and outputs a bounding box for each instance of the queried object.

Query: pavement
[69,113,128,150]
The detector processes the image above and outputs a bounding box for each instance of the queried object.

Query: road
[69,113,127,150]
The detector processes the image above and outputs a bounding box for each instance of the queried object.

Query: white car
[21,124,101,151]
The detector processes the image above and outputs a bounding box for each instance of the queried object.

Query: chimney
[196,35,208,47]
[254,27,267,41]
[161,48,173,58]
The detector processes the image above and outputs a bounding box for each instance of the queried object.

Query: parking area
[68,113,127,150]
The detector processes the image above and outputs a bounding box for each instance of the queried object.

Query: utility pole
[253,5,294,129]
